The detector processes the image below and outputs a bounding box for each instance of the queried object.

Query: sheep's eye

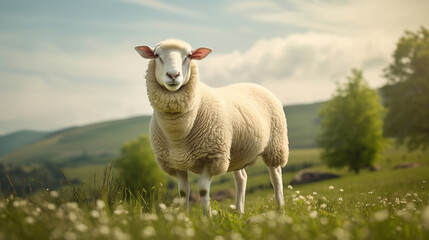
[155,54,163,63]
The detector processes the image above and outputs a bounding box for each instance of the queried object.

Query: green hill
[0,102,322,166]
[284,102,322,149]
[0,116,151,166]
[0,130,50,157]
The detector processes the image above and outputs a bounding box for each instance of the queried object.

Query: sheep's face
[135,40,212,92]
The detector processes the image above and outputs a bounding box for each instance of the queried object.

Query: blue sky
[1,0,428,134]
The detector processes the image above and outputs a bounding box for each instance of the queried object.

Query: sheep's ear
[135,45,156,59]
[190,47,212,60]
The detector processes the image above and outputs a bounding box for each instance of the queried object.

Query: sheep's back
[213,83,287,170]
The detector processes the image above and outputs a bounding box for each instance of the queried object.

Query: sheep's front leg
[198,164,213,216]
[233,169,247,214]
[267,166,285,207]
[177,171,190,212]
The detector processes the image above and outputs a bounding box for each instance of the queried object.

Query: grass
[1,144,429,240]
[0,167,428,240]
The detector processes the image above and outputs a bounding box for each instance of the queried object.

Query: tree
[317,69,386,174]
[115,135,166,194]
[382,26,429,151]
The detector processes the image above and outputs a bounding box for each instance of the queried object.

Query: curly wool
[146,59,289,177]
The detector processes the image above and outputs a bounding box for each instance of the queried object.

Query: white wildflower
[396,210,411,221]
[287,185,293,190]
[176,212,188,222]
[320,217,329,225]
[96,200,105,210]
[13,200,28,208]
[114,205,128,215]
[334,228,350,240]
[339,189,344,192]
[25,216,34,224]
[320,203,327,209]
[50,190,60,198]
[249,215,265,224]
[229,204,236,210]
[46,203,56,210]
[172,197,186,206]
[278,215,293,224]
[100,225,110,235]
[329,185,334,190]
[158,203,167,211]
[75,223,88,232]
[309,211,318,219]
[338,197,343,202]
[313,192,317,195]
[299,195,305,200]
[212,209,219,216]
[295,190,300,194]
[373,210,389,222]
[66,202,78,210]
[305,201,311,205]
[91,210,100,218]
[68,212,77,222]
[142,226,156,238]
[266,210,277,220]
[185,228,195,237]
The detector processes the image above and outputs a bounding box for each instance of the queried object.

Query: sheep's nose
[167,72,180,80]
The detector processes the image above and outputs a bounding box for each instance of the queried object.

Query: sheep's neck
[155,105,199,142]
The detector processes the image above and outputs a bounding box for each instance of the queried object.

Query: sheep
[135,39,289,215]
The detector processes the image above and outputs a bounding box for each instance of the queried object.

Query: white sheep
[135,39,288,215]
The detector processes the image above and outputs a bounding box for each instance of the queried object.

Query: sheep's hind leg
[198,164,213,216]
[267,166,285,207]
[177,171,190,212]
[233,169,247,214]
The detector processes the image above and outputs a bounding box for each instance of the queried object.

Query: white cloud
[198,31,394,105]
[229,0,429,36]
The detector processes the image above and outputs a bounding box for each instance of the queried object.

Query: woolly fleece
[146,45,289,177]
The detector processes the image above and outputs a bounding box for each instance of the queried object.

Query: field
[1,144,429,240]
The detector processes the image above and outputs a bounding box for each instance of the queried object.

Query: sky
[0,0,428,135]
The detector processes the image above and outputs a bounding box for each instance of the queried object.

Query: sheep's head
[135,39,212,92]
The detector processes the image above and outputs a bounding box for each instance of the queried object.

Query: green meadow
[1,142,428,240]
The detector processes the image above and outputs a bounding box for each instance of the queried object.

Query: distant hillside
[0,116,151,166]
[0,102,323,166]
[284,102,322,149]
[0,130,50,157]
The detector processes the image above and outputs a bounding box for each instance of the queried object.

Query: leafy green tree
[115,135,166,194]
[382,26,429,151]
[317,69,386,174]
